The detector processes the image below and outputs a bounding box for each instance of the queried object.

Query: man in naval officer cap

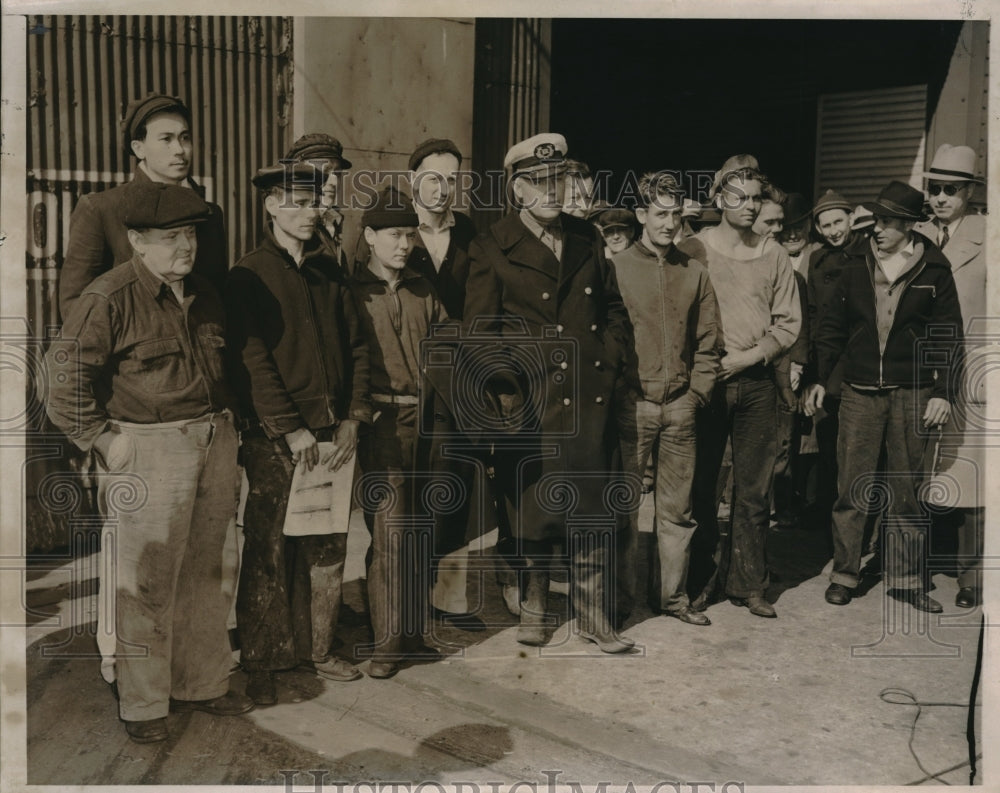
[462,133,635,653]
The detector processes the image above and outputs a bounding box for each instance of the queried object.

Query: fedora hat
[862,181,929,222]
[923,144,984,183]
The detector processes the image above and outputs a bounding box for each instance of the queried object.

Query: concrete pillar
[291,17,476,257]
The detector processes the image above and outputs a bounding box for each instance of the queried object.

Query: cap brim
[922,171,984,183]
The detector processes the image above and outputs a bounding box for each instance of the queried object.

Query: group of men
[43,91,985,745]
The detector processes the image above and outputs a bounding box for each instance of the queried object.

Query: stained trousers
[237,434,348,671]
[99,411,239,722]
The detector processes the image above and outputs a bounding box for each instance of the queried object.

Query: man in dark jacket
[813,181,964,613]
[227,162,372,704]
[58,93,228,320]
[463,133,634,653]
[612,171,719,626]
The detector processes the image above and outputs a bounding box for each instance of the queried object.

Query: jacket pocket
[198,332,227,384]
[120,337,185,393]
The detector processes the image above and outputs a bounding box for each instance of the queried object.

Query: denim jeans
[237,433,349,671]
[100,411,239,721]
[831,385,933,590]
[616,390,698,614]
[691,369,777,600]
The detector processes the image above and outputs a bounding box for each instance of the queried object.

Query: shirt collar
[519,208,562,241]
[131,256,190,302]
[416,205,455,232]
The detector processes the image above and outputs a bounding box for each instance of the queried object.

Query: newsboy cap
[362,186,419,229]
[251,161,329,191]
[123,183,211,229]
[409,138,463,172]
[812,189,853,219]
[592,207,636,230]
[862,181,929,222]
[122,94,191,156]
[284,133,352,170]
[504,133,568,176]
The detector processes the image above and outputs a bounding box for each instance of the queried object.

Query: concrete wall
[292,17,475,255]
[927,20,989,204]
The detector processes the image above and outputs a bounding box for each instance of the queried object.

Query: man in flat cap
[284,132,353,267]
[227,161,372,704]
[915,144,987,609]
[591,206,637,257]
[678,156,801,619]
[463,132,634,653]
[45,183,253,744]
[59,93,228,320]
[612,171,719,627]
[813,181,963,612]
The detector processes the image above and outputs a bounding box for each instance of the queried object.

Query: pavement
[22,497,985,787]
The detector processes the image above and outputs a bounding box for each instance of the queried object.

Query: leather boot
[516,569,551,646]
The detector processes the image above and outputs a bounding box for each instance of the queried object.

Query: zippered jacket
[815,233,964,400]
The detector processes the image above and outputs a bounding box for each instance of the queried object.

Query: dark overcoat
[460,211,633,543]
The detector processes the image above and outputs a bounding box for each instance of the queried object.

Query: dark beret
[123,183,211,229]
[122,94,190,155]
[284,133,352,170]
[408,138,463,172]
[362,187,419,229]
[252,161,329,191]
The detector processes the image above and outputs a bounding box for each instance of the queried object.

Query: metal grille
[25,14,293,332]
[815,85,928,206]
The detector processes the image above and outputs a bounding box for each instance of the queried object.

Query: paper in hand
[282,442,356,536]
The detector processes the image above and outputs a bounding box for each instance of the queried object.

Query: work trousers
[831,385,933,590]
[358,404,429,662]
[691,370,777,600]
[616,390,698,615]
[99,411,239,722]
[237,433,348,671]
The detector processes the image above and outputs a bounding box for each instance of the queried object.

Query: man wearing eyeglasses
[915,144,987,609]
[677,155,801,619]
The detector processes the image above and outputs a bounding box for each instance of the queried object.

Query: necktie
[940,224,950,248]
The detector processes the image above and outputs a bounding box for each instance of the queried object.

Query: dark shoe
[578,628,636,654]
[431,607,486,632]
[367,661,399,679]
[301,657,362,682]
[124,717,168,744]
[889,589,943,614]
[825,583,853,606]
[668,606,711,626]
[170,690,255,716]
[245,671,277,706]
[956,587,979,608]
[501,584,522,616]
[731,596,777,618]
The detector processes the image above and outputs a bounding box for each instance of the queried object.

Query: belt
[110,408,232,431]
[371,394,419,405]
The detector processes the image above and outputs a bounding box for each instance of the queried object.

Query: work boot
[516,569,550,646]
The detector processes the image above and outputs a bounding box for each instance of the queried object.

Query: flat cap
[122,94,190,155]
[252,161,329,191]
[363,186,419,230]
[812,189,852,219]
[409,138,463,172]
[123,183,211,229]
[284,133,352,170]
[592,207,636,229]
[504,133,568,176]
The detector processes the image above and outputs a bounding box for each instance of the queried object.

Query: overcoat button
[563,398,571,406]
[556,324,564,333]
[590,324,598,332]
[542,292,551,300]
[584,286,593,295]
[595,396,604,404]
[560,361,568,370]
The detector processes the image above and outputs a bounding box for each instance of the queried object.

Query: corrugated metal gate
[25,15,293,553]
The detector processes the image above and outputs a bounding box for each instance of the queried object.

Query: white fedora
[923,143,984,183]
